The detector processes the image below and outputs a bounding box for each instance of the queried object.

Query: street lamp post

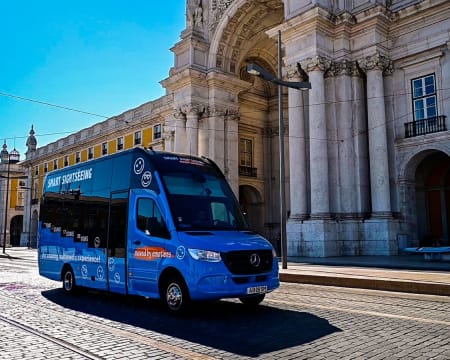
[247,31,311,269]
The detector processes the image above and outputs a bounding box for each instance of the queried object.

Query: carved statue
[188,0,203,29]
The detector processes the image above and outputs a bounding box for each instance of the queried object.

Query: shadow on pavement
[42,288,341,357]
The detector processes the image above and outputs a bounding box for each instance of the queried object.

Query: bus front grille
[221,250,273,275]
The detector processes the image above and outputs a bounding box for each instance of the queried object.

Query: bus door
[127,193,172,298]
[107,191,128,294]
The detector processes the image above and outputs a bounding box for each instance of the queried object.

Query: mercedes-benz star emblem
[249,253,260,267]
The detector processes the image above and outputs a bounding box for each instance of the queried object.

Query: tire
[161,275,190,315]
[239,294,265,306]
[62,267,76,294]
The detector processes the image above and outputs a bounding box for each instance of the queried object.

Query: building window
[239,138,253,168]
[64,155,69,167]
[88,147,94,160]
[44,163,48,173]
[412,74,437,121]
[134,131,142,145]
[34,166,38,176]
[153,124,162,140]
[239,138,257,177]
[117,136,124,151]
[17,191,25,207]
[53,159,58,170]
[102,142,108,155]
[19,180,26,188]
[75,151,81,163]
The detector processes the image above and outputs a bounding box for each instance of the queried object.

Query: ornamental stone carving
[300,56,332,73]
[187,0,204,30]
[285,63,308,82]
[358,53,393,74]
[334,59,354,77]
[178,103,207,117]
[210,0,235,34]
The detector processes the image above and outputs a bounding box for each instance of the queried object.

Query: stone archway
[400,149,450,246]
[10,215,23,247]
[415,152,450,246]
[239,184,264,233]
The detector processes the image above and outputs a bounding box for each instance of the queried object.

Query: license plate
[246,285,267,295]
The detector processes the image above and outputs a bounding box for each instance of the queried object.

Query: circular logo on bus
[108,257,115,271]
[141,171,152,187]
[94,237,101,248]
[134,157,145,174]
[97,266,104,280]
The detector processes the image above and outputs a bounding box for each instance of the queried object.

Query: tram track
[0,288,216,360]
[0,313,105,360]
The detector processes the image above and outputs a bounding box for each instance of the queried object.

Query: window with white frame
[76,151,81,163]
[64,155,69,167]
[153,124,162,140]
[102,142,108,155]
[117,136,124,151]
[53,159,58,170]
[88,147,94,159]
[44,162,48,173]
[134,131,142,145]
[412,74,437,121]
[34,166,38,176]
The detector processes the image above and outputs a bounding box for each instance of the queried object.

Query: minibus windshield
[160,168,248,231]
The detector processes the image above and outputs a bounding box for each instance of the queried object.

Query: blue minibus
[38,148,279,313]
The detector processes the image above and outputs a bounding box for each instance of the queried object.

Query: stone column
[225,110,239,196]
[302,56,331,218]
[198,113,209,157]
[352,63,370,216]
[181,103,205,156]
[358,54,392,216]
[173,109,186,153]
[286,64,308,219]
[208,106,226,171]
[335,60,356,216]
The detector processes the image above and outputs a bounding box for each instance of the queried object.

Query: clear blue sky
[0,1,186,159]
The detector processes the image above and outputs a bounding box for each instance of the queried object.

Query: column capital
[225,109,240,122]
[178,102,207,117]
[335,59,354,77]
[285,63,309,82]
[208,105,227,117]
[300,56,332,73]
[358,53,392,74]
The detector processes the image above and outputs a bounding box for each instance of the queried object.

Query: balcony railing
[404,115,447,138]
[239,166,257,177]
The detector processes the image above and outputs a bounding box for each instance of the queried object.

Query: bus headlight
[188,249,221,262]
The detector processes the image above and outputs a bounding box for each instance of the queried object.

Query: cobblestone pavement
[0,251,449,359]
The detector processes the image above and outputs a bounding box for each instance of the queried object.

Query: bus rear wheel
[161,275,190,315]
[62,267,76,294]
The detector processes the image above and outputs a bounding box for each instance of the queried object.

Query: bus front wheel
[161,275,190,314]
[239,294,265,306]
[62,267,76,294]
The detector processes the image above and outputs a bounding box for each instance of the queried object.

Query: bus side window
[137,198,170,239]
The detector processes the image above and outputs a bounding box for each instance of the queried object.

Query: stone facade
[23,0,450,257]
